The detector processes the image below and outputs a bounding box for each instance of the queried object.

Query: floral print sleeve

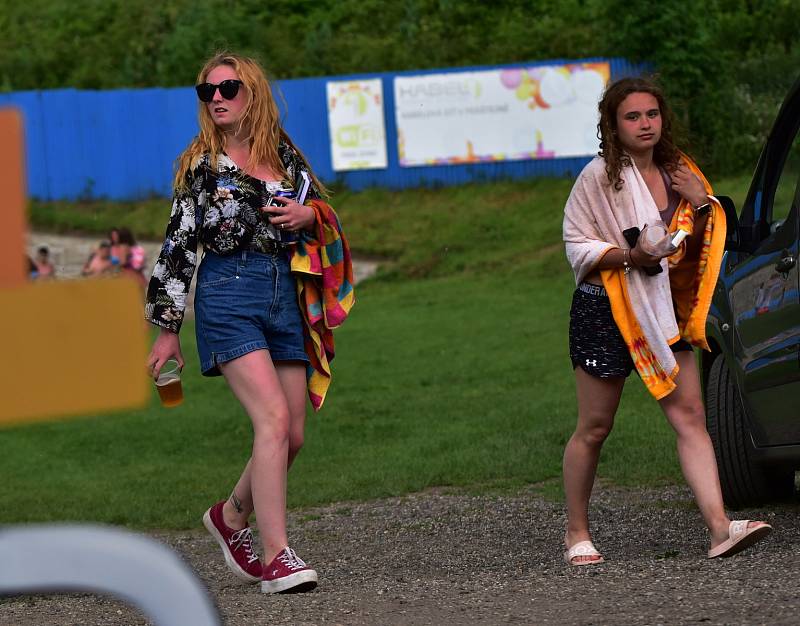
[144,168,203,333]
[282,142,322,202]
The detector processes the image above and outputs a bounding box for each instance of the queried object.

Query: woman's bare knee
[252,407,291,451]
[669,401,707,436]
[576,420,613,447]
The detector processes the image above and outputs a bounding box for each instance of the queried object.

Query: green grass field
[4,173,751,528]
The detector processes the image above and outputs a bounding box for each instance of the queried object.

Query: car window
[771,129,800,227]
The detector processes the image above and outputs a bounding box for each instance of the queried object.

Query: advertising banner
[326,79,388,171]
[394,62,610,167]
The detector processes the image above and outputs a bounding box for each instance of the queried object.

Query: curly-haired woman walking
[561,77,771,566]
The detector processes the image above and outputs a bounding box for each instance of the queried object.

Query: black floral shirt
[145,141,319,333]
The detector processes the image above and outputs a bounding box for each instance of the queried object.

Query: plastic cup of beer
[155,359,183,408]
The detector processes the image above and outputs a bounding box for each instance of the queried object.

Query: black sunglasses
[195,79,243,102]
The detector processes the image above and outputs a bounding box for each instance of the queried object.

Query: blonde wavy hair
[173,52,326,195]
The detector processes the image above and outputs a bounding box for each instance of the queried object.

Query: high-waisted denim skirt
[194,249,308,376]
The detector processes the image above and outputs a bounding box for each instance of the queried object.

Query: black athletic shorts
[569,282,693,379]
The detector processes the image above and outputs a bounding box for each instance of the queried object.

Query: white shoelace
[278,547,307,571]
[229,527,260,564]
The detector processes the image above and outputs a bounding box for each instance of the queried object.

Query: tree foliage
[0,0,796,175]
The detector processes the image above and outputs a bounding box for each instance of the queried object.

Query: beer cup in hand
[155,359,183,408]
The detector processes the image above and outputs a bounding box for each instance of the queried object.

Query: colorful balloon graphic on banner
[500,63,610,111]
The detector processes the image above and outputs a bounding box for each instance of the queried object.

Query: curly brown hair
[597,77,681,189]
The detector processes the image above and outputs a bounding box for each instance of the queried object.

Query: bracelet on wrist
[693,195,711,211]
[622,248,632,275]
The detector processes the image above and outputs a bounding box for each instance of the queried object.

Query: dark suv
[703,76,800,508]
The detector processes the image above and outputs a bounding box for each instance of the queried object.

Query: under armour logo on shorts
[585,359,597,367]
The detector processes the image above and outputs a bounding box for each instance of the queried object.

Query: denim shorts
[569,282,692,379]
[194,249,308,376]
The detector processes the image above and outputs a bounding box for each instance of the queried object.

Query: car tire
[706,354,795,508]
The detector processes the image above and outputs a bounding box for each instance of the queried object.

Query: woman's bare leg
[563,367,625,562]
[221,362,307,532]
[274,361,308,468]
[656,350,763,548]
[219,350,291,561]
[222,459,255,529]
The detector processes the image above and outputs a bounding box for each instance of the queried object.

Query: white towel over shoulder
[563,157,680,383]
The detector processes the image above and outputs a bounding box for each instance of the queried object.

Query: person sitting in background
[82,241,114,276]
[118,227,146,272]
[34,246,56,279]
[109,228,123,265]
[27,255,38,280]
[117,228,147,289]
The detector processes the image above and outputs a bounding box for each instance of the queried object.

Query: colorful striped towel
[289,200,355,410]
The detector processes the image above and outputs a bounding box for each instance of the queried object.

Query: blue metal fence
[0,57,642,201]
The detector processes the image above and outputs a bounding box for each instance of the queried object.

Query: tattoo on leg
[230,492,243,514]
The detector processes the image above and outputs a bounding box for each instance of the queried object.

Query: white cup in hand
[638,223,675,257]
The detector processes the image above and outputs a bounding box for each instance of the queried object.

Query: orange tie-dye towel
[664,155,727,349]
[564,155,726,399]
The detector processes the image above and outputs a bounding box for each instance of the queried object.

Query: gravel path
[2,484,797,625]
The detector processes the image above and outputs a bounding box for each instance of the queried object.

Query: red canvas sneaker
[202,501,261,583]
[261,547,318,594]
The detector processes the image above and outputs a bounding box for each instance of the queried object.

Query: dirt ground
[2,484,797,626]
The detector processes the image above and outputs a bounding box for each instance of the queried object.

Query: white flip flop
[708,520,772,559]
[564,539,605,566]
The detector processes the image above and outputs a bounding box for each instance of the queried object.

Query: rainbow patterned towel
[289,200,355,410]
